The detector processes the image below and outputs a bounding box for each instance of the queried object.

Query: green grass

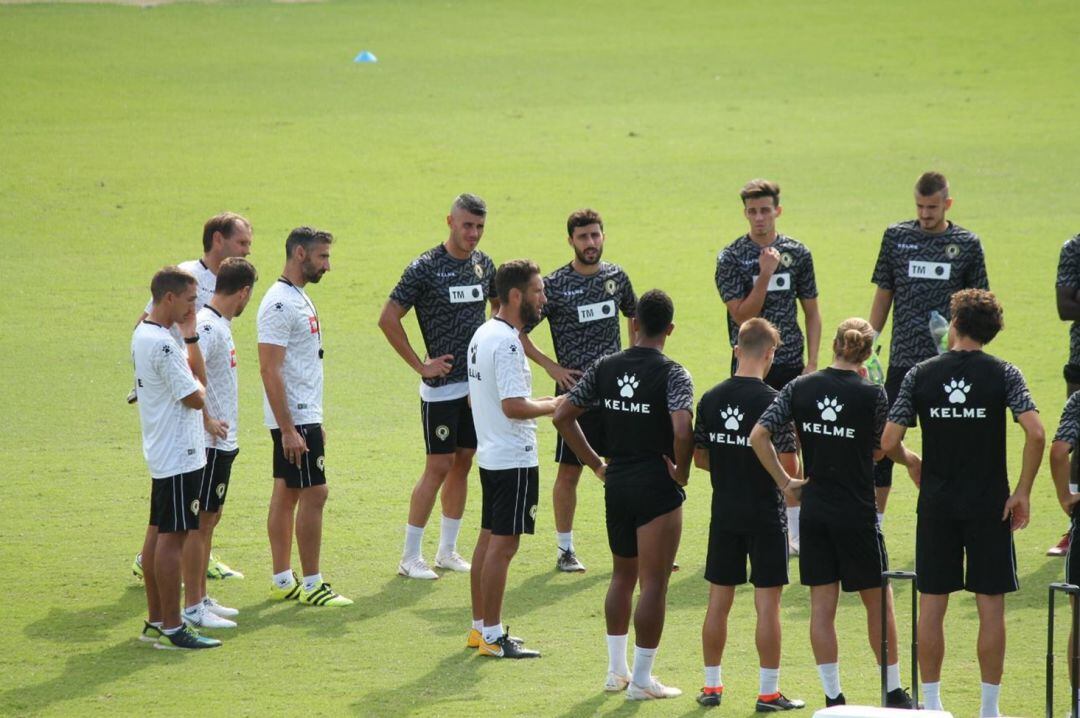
[1,0,1079,715]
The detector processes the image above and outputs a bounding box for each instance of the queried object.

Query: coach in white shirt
[466,259,560,659]
[133,267,220,649]
[258,227,351,607]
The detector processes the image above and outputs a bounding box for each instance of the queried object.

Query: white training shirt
[132,321,206,478]
[197,305,239,452]
[257,278,324,429]
[467,317,538,470]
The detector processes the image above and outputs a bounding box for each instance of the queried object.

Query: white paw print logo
[617,373,639,398]
[944,378,971,404]
[817,397,844,422]
[720,405,744,430]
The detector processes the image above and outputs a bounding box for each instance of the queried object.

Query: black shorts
[873,364,912,488]
[480,466,539,536]
[555,409,607,465]
[421,396,478,455]
[916,513,1018,595]
[1068,515,1080,586]
[271,423,326,489]
[198,448,238,513]
[799,516,888,592]
[705,525,789,587]
[604,471,685,558]
[148,471,202,533]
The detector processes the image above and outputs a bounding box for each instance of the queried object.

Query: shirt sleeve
[873,385,889,449]
[388,258,426,310]
[257,299,293,347]
[567,359,601,409]
[795,247,819,299]
[772,422,797,453]
[1058,239,1080,289]
[715,249,748,302]
[966,240,990,290]
[1053,392,1080,448]
[155,339,199,402]
[1002,362,1037,420]
[666,365,695,413]
[887,366,919,427]
[198,319,220,367]
[619,270,638,317]
[757,382,795,434]
[484,256,498,299]
[871,230,894,289]
[493,337,530,400]
[693,397,708,447]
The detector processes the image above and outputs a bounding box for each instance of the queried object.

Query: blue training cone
[354,51,377,63]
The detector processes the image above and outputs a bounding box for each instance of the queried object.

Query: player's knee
[424,453,455,480]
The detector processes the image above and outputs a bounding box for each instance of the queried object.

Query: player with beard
[259,227,351,607]
[466,259,558,658]
[869,172,989,523]
[554,289,695,700]
[882,289,1043,717]
[520,208,637,572]
[380,194,498,580]
[751,318,919,710]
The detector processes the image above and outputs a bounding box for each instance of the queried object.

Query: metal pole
[1048,583,1080,718]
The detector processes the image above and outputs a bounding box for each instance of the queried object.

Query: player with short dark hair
[178,257,258,630]
[751,318,918,710]
[466,259,557,659]
[693,318,804,711]
[379,193,498,580]
[1049,232,1080,557]
[554,289,694,700]
[519,208,638,572]
[881,289,1043,716]
[869,172,989,522]
[259,226,350,607]
[133,267,220,649]
[716,179,820,555]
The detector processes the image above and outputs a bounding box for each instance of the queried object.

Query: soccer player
[1049,385,1080,703]
[715,179,820,555]
[133,267,220,649]
[693,318,804,711]
[259,226,351,607]
[869,172,989,521]
[466,259,556,659]
[553,289,694,700]
[881,289,1043,717]
[751,318,918,709]
[1049,232,1080,556]
[131,212,252,582]
[179,258,257,630]
[379,193,498,580]
[519,208,637,572]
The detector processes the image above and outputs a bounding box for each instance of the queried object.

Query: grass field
[2,0,1080,715]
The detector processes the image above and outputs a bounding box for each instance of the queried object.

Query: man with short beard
[259,227,351,607]
[520,209,638,572]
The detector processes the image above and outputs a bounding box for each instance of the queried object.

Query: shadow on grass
[351,650,482,717]
[557,692,641,718]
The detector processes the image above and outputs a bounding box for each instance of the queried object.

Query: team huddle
[129,175,1080,716]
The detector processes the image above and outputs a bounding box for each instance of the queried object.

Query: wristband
[184,335,199,344]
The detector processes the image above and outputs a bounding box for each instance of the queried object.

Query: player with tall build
[520,208,637,572]
[1049,232,1080,556]
[869,172,989,522]
[379,194,498,580]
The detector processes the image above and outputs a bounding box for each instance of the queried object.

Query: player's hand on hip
[906,454,922,488]
[547,364,582,391]
[759,247,781,276]
[282,428,308,467]
[420,354,454,379]
[1058,492,1080,518]
[592,462,607,483]
[1003,492,1030,530]
[665,456,687,486]
[204,416,229,441]
[783,476,807,494]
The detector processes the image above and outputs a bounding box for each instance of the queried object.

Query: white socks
[980,682,1000,717]
[482,622,504,644]
[817,662,841,699]
[704,665,722,688]
[471,618,483,632]
[403,524,424,560]
[631,646,657,688]
[439,515,462,555]
[882,663,901,692]
[606,634,629,676]
[302,573,322,592]
[786,507,800,541]
[877,512,885,526]
[272,569,295,588]
[760,667,779,696]
[557,531,574,553]
[922,681,943,710]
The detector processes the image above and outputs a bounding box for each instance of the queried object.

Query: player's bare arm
[377,299,453,379]
[869,287,894,333]
[725,247,780,324]
[1056,286,1080,321]
[664,409,694,487]
[1050,440,1080,516]
[1003,410,1045,529]
[552,399,606,480]
[750,423,806,493]
[625,316,637,347]
[258,342,306,467]
[501,394,563,420]
[880,422,921,487]
[800,296,822,372]
[519,332,581,391]
[178,310,207,386]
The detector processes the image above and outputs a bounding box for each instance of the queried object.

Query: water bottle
[864,343,885,385]
[928,310,949,354]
